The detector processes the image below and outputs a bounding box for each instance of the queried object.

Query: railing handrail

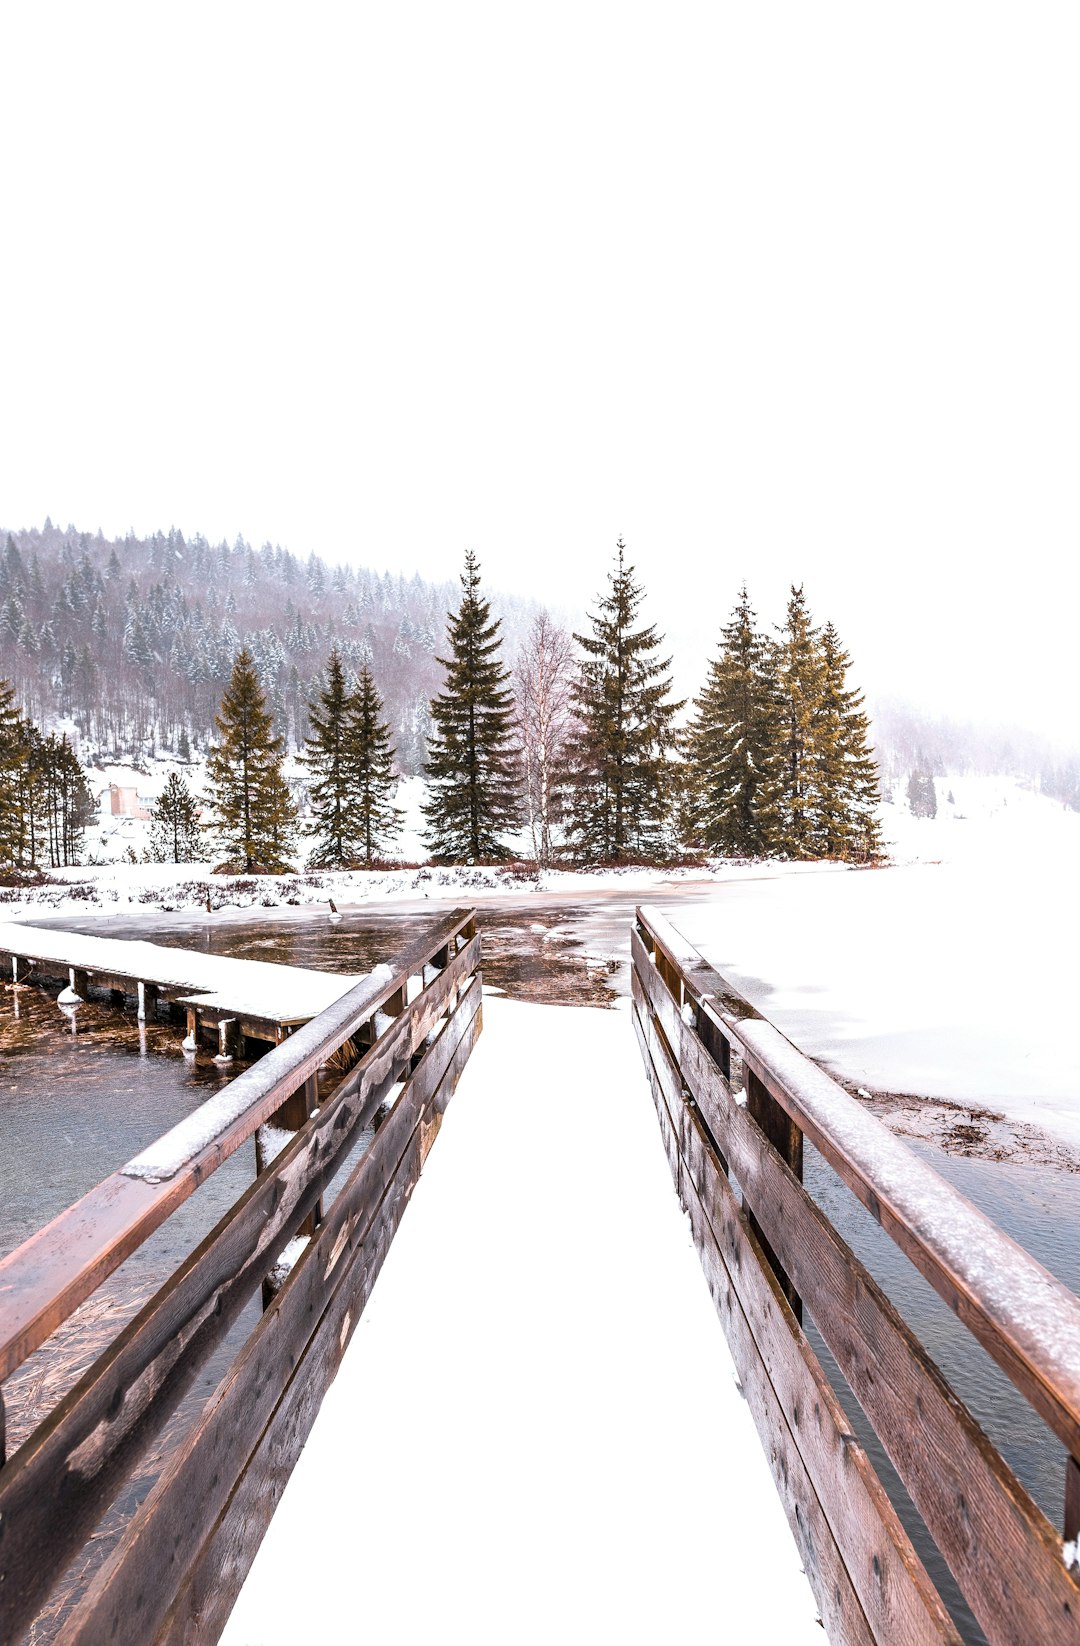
[637,902,1080,1458]
[0,907,475,1383]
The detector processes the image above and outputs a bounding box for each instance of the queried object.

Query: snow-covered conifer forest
[0,518,1076,876]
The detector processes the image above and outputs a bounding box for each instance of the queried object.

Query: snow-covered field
[220,995,822,1646]
[677,775,1080,1149]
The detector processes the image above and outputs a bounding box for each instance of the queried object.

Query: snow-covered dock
[220,993,822,1645]
[0,921,362,1050]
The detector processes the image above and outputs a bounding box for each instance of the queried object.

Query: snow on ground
[673,807,1080,1147]
[880,772,1080,868]
[220,995,822,1646]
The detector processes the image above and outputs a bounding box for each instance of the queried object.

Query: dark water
[0,986,247,1264]
[4,901,1078,1644]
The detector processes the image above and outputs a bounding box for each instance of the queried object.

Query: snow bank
[220,996,821,1645]
[671,847,1080,1148]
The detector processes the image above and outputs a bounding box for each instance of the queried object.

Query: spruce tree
[422,551,519,862]
[683,586,779,856]
[303,652,402,866]
[302,647,356,867]
[207,648,297,871]
[149,772,204,862]
[564,540,682,863]
[772,585,825,858]
[813,623,883,860]
[0,678,27,868]
[350,665,404,864]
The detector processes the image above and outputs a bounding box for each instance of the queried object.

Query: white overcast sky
[1,4,1077,741]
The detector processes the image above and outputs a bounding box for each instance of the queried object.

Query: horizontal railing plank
[0,911,474,1382]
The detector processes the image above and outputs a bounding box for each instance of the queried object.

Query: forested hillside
[0,521,537,772]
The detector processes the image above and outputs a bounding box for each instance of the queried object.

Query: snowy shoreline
[4,771,1078,1166]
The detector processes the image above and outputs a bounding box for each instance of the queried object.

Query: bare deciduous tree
[513,611,575,868]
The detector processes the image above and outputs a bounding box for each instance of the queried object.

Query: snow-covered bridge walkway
[221,993,821,1644]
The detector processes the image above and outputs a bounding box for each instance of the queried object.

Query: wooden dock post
[215,1018,239,1062]
[137,981,159,1021]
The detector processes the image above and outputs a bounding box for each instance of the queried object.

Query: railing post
[259,1074,322,1309]
[745,1068,803,1324]
[694,1006,731,1176]
[1067,1454,1080,1546]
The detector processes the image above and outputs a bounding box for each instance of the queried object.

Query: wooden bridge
[2,903,1079,1644]
[632,904,1080,1646]
[0,908,480,1645]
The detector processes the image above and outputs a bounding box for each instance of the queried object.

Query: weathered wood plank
[642,949,1080,1646]
[633,996,877,1646]
[154,997,482,1646]
[635,987,959,1645]
[0,915,476,1382]
[633,918,1080,1462]
[53,982,479,1646]
[0,977,480,1644]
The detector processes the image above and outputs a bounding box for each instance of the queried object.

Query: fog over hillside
[1,518,1075,814]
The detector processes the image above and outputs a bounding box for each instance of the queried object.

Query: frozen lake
[671,854,1080,1150]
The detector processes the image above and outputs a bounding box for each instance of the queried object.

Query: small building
[100,784,155,821]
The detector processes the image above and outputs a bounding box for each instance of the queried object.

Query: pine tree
[422,551,520,862]
[563,540,682,863]
[772,585,825,858]
[302,648,355,867]
[683,586,779,856]
[0,678,27,868]
[813,623,883,860]
[207,648,297,871]
[148,772,203,862]
[350,665,404,864]
[907,767,937,819]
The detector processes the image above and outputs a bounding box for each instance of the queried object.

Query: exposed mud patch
[838,1077,1080,1174]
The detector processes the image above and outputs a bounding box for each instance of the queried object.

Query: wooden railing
[0,908,481,1646]
[631,904,1080,1646]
